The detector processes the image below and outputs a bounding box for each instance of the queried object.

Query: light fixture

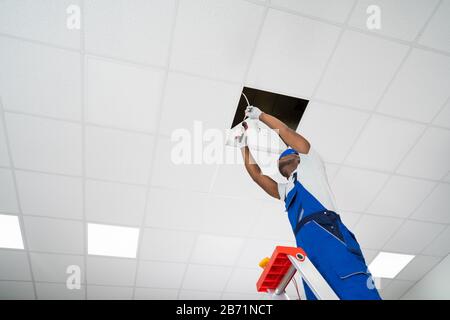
[0,214,24,249]
[87,223,139,258]
[369,251,415,278]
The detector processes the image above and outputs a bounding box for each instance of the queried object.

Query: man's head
[278,148,300,178]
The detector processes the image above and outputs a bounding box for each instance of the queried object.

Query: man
[239,106,381,300]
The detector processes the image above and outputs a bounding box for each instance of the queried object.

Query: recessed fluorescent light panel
[88,223,139,258]
[369,251,415,279]
[0,214,24,249]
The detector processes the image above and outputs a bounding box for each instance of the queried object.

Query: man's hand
[260,113,311,154]
[234,130,248,149]
[241,144,280,199]
[245,105,263,120]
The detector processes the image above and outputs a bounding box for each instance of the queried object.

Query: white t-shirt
[277,147,337,211]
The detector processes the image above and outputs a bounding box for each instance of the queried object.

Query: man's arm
[241,146,280,199]
[259,112,310,154]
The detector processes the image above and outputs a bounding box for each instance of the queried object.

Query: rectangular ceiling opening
[231,87,309,130]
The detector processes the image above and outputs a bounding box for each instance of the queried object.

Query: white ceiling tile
[178,290,222,300]
[349,0,439,41]
[316,30,408,110]
[298,102,369,163]
[0,250,32,281]
[190,234,244,266]
[339,211,362,229]
[0,168,19,213]
[87,256,136,286]
[374,279,396,295]
[361,248,379,265]
[36,282,85,300]
[0,281,35,300]
[325,163,340,183]
[412,183,450,223]
[136,260,186,289]
[271,0,355,23]
[86,57,164,133]
[237,238,294,268]
[445,172,450,182]
[182,264,233,292]
[5,113,82,175]
[383,220,446,254]
[16,170,83,220]
[422,226,450,256]
[0,0,81,48]
[380,279,414,300]
[0,119,10,167]
[225,268,261,294]
[85,0,176,66]
[396,127,450,180]
[378,49,450,123]
[433,100,450,128]
[368,176,436,218]
[134,287,178,300]
[85,126,154,185]
[201,196,259,237]
[250,202,294,242]
[145,187,206,232]
[171,0,265,81]
[139,228,196,263]
[87,285,133,300]
[257,196,289,217]
[396,255,442,281]
[373,278,396,295]
[159,72,239,136]
[85,179,146,226]
[418,0,450,52]
[30,252,85,283]
[151,136,217,192]
[374,278,394,293]
[353,215,403,249]
[331,167,390,212]
[23,216,84,255]
[0,38,81,120]
[247,9,340,97]
[346,115,425,171]
[210,151,269,200]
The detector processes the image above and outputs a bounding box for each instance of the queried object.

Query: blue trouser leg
[296,219,381,300]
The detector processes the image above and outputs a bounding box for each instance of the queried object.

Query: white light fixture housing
[0,214,24,249]
[369,251,415,279]
[88,223,139,258]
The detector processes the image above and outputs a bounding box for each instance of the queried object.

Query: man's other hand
[235,131,248,149]
[245,105,263,120]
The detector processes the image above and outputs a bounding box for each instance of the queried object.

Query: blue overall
[284,173,381,300]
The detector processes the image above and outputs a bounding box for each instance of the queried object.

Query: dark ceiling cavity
[231,87,309,130]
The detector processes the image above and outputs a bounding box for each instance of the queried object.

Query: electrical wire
[241,92,250,107]
[291,277,302,300]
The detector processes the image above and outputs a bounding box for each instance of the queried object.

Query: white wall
[402,254,450,300]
